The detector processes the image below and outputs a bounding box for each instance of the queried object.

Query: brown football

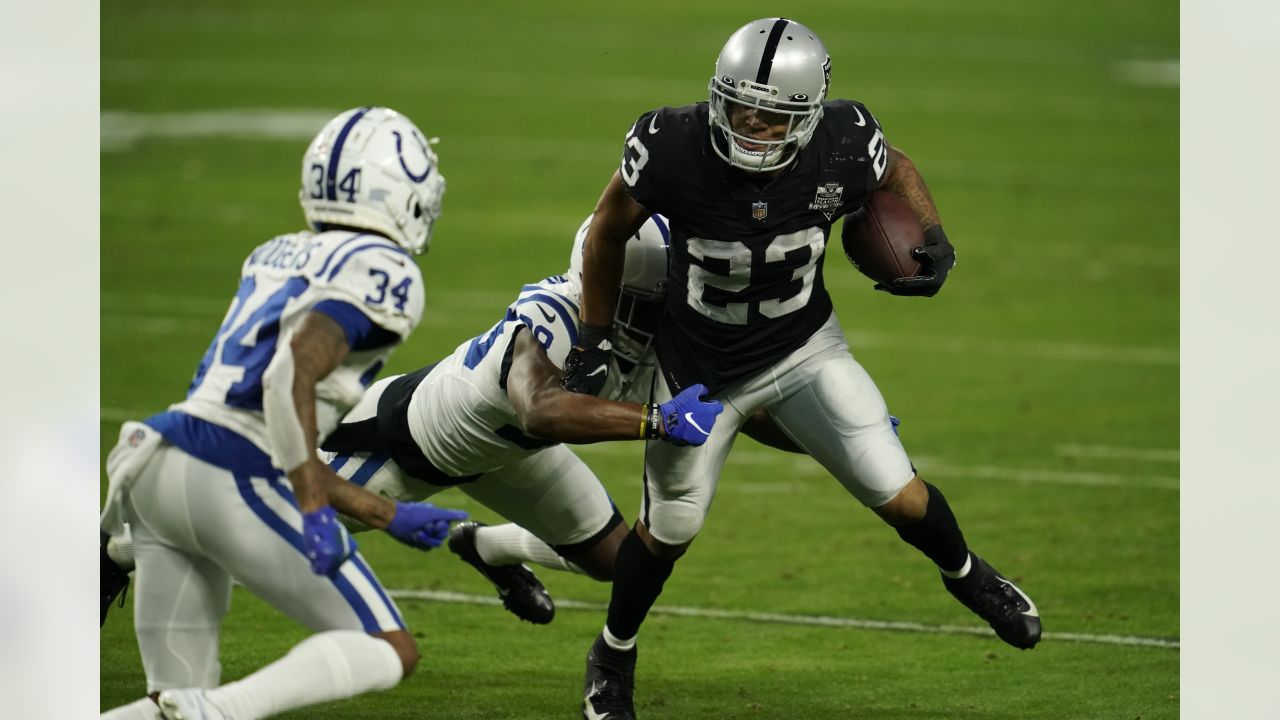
[840,190,924,285]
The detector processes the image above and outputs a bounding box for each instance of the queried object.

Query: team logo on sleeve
[808,182,845,220]
[751,201,768,221]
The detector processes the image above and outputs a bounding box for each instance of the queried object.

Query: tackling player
[100,107,469,720]
[564,18,1041,719]
[315,213,725,623]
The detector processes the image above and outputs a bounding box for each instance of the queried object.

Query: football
[840,190,924,285]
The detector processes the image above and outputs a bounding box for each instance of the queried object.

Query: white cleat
[157,689,231,720]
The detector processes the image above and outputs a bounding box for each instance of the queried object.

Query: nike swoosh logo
[537,306,555,323]
[585,365,607,378]
[1004,579,1040,618]
[583,683,610,720]
[683,412,711,437]
[648,114,660,134]
[851,106,866,127]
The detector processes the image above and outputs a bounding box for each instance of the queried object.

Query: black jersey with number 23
[620,99,889,395]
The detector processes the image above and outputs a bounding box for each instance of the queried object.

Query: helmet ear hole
[413,202,423,219]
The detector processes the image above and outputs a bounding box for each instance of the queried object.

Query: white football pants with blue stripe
[121,442,405,692]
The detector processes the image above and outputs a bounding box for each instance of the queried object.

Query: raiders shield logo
[808,182,844,220]
[751,201,768,221]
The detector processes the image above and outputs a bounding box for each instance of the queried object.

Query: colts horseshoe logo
[392,130,433,183]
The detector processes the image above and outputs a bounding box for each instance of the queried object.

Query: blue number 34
[366,269,412,311]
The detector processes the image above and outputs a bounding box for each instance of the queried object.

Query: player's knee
[637,519,693,559]
[872,475,928,527]
[379,631,420,677]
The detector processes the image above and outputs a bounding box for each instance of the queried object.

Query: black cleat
[943,552,1041,649]
[447,522,554,624]
[582,633,637,720]
[100,532,130,626]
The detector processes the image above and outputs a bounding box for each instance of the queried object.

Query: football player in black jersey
[562,17,1041,720]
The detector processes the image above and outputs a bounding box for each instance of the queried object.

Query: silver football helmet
[568,213,669,366]
[708,18,830,173]
[300,106,446,255]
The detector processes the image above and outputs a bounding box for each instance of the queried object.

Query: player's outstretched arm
[262,312,465,567]
[508,329,723,446]
[563,171,650,395]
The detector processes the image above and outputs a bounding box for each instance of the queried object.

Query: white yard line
[1056,444,1179,463]
[387,588,1179,650]
[1116,60,1179,88]
[101,109,339,150]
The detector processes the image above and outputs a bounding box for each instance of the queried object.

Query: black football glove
[875,225,956,297]
[561,323,612,396]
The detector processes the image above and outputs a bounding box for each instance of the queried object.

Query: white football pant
[641,312,914,545]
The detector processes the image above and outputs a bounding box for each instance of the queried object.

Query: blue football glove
[301,506,358,576]
[561,323,612,396]
[386,502,470,551]
[656,383,724,447]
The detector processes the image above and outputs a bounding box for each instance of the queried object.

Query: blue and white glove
[645,383,724,447]
[301,506,358,576]
[386,502,470,551]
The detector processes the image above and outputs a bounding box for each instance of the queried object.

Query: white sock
[107,523,136,572]
[100,697,161,719]
[602,626,635,652]
[940,553,973,579]
[206,631,403,719]
[475,523,585,575]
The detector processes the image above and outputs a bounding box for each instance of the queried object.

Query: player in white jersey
[315,213,722,621]
[100,106,470,720]
[322,213,799,623]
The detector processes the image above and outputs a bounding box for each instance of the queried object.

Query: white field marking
[1055,444,1179,463]
[101,109,339,150]
[574,443,1179,491]
[1116,60,1179,88]
[387,588,1179,650]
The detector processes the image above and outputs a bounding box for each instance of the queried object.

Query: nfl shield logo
[751,201,768,221]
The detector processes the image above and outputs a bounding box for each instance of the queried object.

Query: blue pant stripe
[348,554,405,629]
[234,474,380,632]
[328,454,352,473]
[348,454,390,487]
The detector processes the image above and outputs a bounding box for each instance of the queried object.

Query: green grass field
[101,1,1178,717]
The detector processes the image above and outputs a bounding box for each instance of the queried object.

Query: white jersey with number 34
[173,229,424,456]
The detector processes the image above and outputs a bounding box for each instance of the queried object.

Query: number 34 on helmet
[299,106,447,255]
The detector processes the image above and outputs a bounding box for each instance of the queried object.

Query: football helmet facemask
[708,18,831,173]
[568,213,669,368]
[300,106,446,255]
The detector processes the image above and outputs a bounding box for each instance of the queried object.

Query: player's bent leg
[447,521,556,624]
[453,446,623,622]
[159,630,406,719]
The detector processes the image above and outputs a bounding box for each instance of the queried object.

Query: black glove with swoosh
[876,225,956,297]
[561,323,612,396]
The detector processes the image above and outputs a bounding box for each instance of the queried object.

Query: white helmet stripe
[755,18,791,84]
[325,106,372,201]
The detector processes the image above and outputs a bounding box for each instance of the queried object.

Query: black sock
[605,527,675,641]
[895,482,969,572]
